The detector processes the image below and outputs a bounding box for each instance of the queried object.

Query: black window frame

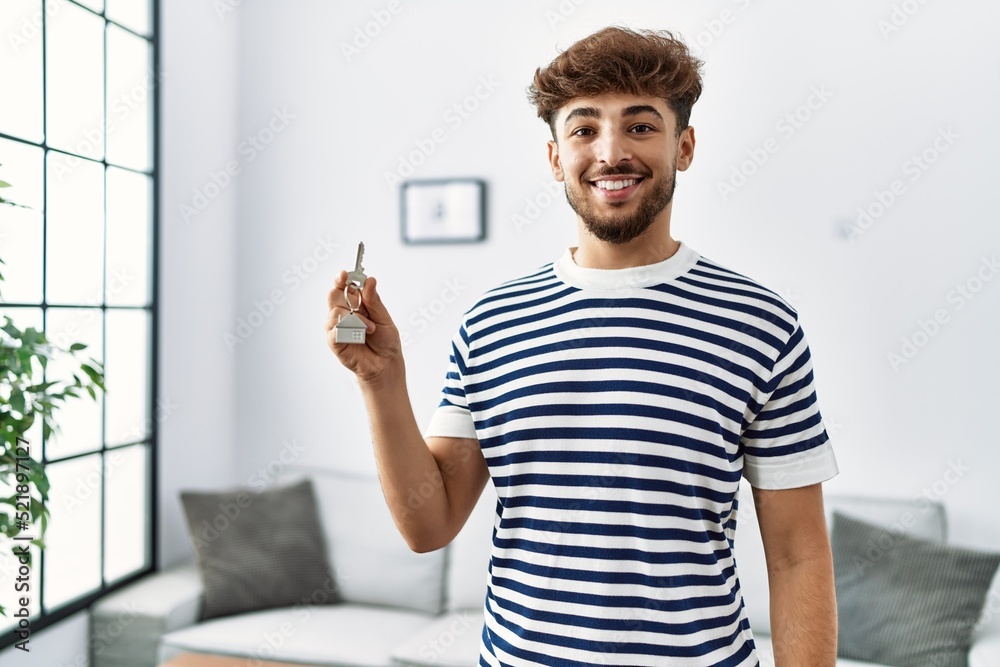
[0,0,160,649]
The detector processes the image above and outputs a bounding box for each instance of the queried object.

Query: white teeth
[594,179,638,191]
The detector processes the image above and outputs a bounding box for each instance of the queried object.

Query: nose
[593,130,632,166]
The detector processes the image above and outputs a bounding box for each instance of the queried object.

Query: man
[327,26,838,667]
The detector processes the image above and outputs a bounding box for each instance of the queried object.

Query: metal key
[335,241,368,345]
[347,241,367,289]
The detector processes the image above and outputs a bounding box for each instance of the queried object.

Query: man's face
[547,93,694,245]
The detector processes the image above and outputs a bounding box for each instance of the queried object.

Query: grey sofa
[90,467,1000,666]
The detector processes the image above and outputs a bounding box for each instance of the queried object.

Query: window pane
[74,0,104,12]
[0,0,44,142]
[105,309,149,446]
[106,26,152,171]
[106,168,151,306]
[106,0,149,37]
[0,138,44,209]
[104,443,149,582]
[0,139,45,304]
[0,205,44,304]
[46,0,104,159]
[0,306,41,330]
[0,306,44,454]
[45,152,104,305]
[44,307,103,458]
[43,454,103,608]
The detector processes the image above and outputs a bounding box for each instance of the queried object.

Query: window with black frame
[0,0,158,647]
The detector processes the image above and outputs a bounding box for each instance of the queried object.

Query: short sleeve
[740,320,839,490]
[423,322,477,440]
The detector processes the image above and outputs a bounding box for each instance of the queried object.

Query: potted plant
[0,168,106,616]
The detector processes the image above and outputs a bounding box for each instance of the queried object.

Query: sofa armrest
[90,562,203,667]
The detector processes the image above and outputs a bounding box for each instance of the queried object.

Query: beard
[564,157,677,245]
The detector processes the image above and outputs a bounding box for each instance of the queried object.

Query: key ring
[344,282,363,313]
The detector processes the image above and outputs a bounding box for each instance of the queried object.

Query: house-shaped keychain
[334,312,367,344]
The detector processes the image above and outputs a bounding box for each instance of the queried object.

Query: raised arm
[326,271,489,553]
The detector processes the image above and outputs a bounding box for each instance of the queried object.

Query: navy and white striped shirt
[425,240,839,666]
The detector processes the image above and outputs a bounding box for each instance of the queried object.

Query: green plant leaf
[34,475,50,498]
[1,199,32,209]
[69,342,87,351]
[25,381,56,393]
[80,363,102,384]
[0,181,10,188]
[2,318,20,337]
[10,390,24,415]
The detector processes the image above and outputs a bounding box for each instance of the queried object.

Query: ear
[547,139,564,181]
[676,126,696,172]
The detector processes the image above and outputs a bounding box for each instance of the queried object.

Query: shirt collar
[553,240,700,290]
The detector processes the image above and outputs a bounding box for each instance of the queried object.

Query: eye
[570,127,594,137]
[630,124,655,134]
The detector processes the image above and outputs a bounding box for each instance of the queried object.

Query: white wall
[157,0,239,570]
[0,613,89,667]
[231,0,1000,551]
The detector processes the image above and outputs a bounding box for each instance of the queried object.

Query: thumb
[361,276,392,323]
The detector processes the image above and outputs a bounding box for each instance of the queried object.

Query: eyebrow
[563,104,665,128]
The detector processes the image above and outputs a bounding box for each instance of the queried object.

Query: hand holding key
[326,242,403,385]
[335,242,369,344]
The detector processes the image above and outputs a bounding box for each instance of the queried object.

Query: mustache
[585,165,652,179]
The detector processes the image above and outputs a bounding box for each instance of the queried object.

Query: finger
[359,276,391,324]
[328,270,351,310]
[328,287,369,320]
[326,305,346,331]
[328,270,368,311]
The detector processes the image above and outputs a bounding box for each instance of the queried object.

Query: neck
[572,206,678,270]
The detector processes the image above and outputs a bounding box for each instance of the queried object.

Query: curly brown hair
[527,26,704,140]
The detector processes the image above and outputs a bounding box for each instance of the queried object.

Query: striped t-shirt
[424,239,839,666]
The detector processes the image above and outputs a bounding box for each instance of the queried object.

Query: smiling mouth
[589,177,644,200]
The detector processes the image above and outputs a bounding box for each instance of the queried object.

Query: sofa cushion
[280,467,448,615]
[832,511,1000,667]
[179,479,337,620]
[823,495,946,543]
[735,487,947,639]
[158,603,436,667]
[390,609,484,666]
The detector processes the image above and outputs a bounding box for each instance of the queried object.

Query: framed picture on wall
[400,178,486,244]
